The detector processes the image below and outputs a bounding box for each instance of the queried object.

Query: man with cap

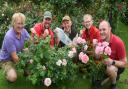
[58,15,77,47]
[31,11,54,47]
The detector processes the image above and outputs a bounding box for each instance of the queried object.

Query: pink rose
[102,41,109,47]
[95,46,104,55]
[81,54,89,64]
[44,78,52,87]
[104,46,111,55]
[81,39,86,44]
[79,52,84,60]
[79,52,89,64]
[98,42,102,46]
[76,37,86,44]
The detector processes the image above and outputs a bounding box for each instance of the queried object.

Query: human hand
[30,28,36,34]
[103,58,113,66]
[42,29,49,38]
[80,30,84,36]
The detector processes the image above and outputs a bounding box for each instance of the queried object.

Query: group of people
[0,11,127,89]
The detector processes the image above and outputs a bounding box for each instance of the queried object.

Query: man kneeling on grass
[98,20,127,89]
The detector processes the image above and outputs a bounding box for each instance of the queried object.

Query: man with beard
[31,11,54,47]
[57,15,77,47]
[80,14,100,42]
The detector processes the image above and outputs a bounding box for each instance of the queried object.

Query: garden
[0,0,128,89]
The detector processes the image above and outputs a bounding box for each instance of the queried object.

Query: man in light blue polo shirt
[0,13,30,82]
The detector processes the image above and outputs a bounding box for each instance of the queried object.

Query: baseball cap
[43,11,52,19]
[62,15,71,21]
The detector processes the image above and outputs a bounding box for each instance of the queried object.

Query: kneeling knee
[6,69,17,82]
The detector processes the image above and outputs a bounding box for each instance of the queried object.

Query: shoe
[110,84,117,89]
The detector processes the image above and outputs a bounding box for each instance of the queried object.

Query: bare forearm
[114,57,127,68]
[114,60,126,68]
[11,52,19,63]
[12,55,19,63]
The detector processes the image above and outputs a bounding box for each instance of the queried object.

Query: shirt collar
[11,27,24,39]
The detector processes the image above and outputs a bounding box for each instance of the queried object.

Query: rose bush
[16,36,111,89]
[16,36,78,87]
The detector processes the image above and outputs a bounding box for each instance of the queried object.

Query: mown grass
[0,21,128,89]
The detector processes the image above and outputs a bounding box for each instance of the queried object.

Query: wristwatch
[112,60,115,65]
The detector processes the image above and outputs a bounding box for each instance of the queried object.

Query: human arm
[104,40,127,68]
[11,51,19,63]
[104,57,127,68]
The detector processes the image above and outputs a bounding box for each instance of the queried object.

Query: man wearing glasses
[80,14,100,42]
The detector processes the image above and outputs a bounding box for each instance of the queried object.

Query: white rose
[84,45,88,51]
[68,51,74,58]
[62,59,67,66]
[42,65,46,70]
[2,14,4,16]
[29,59,33,64]
[56,60,62,66]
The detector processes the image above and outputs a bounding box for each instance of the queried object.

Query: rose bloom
[42,65,46,70]
[79,52,84,60]
[84,45,88,51]
[95,46,104,55]
[97,42,102,46]
[76,37,86,44]
[104,46,111,55]
[68,51,74,58]
[56,60,62,66]
[29,59,33,64]
[81,54,89,64]
[62,59,67,66]
[102,41,109,47]
[44,78,52,87]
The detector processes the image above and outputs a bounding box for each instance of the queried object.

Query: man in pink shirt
[31,11,54,47]
[99,20,127,89]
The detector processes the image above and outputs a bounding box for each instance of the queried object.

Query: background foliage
[0,0,128,47]
[0,0,128,89]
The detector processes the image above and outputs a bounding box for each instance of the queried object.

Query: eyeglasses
[83,20,92,23]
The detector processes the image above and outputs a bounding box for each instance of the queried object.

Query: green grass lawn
[0,21,128,89]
